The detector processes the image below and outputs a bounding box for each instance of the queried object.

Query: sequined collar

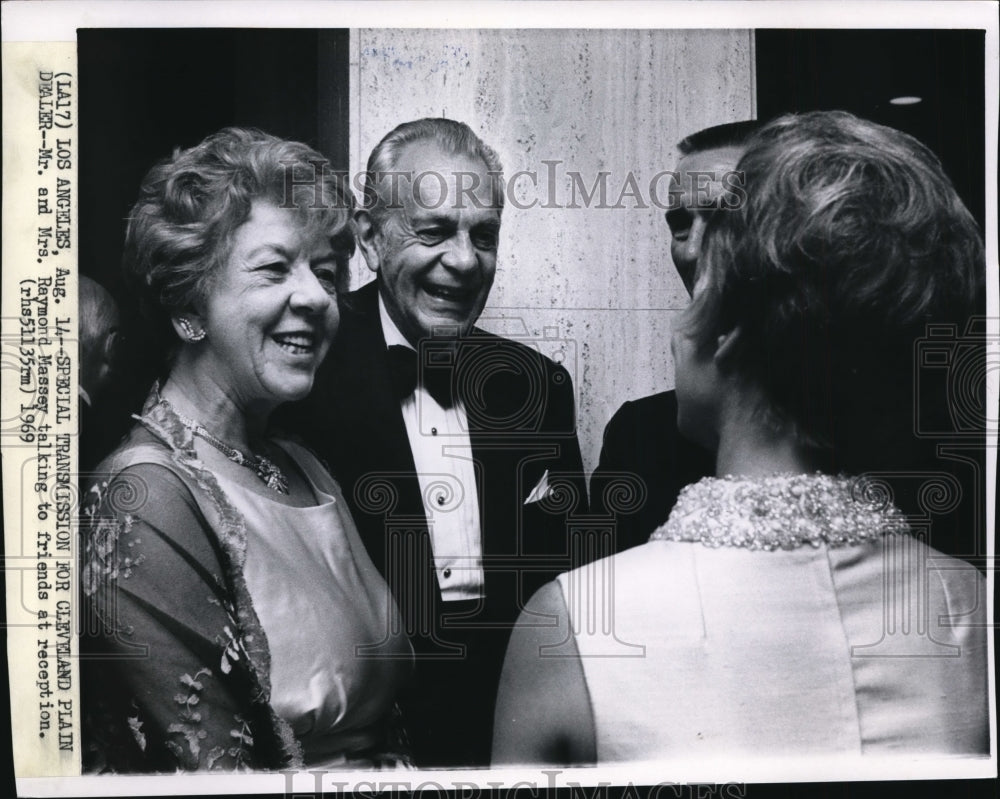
[650,473,910,551]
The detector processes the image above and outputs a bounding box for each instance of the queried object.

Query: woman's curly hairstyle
[681,110,984,471]
[123,127,355,346]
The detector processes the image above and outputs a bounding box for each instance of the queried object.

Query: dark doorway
[756,29,986,229]
[79,28,349,292]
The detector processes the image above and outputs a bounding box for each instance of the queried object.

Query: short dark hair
[124,127,355,343]
[677,120,760,156]
[682,110,983,468]
[362,117,504,223]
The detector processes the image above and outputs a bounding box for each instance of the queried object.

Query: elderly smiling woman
[81,128,412,772]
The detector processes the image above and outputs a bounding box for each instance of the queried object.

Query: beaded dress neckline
[650,473,910,551]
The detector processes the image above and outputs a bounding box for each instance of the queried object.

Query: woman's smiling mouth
[272,331,321,356]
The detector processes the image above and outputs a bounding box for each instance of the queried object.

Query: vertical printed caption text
[18,67,75,754]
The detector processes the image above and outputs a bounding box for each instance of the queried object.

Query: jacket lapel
[329,283,430,596]
[333,284,418,479]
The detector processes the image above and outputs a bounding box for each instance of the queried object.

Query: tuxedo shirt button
[443,568,452,579]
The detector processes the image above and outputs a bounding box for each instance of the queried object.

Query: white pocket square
[524,469,551,505]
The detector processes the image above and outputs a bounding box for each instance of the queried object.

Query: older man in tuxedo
[298,118,587,766]
[590,120,758,551]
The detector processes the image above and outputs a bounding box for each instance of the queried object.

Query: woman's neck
[714,391,816,478]
[159,354,270,450]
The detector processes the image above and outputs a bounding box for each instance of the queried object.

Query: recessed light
[889,96,923,106]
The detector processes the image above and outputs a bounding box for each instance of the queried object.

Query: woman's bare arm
[492,580,596,765]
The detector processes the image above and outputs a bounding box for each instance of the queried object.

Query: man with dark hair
[295,117,588,766]
[589,120,757,551]
[669,120,761,290]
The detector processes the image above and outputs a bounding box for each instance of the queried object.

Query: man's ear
[353,210,381,275]
[101,329,119,367]
[712,326,742,369]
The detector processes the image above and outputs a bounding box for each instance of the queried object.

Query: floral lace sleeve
[81,463,266,772]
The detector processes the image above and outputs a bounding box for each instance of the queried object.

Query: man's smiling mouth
[423,284,475,303]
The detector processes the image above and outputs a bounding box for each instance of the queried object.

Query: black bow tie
[387,344,457,408]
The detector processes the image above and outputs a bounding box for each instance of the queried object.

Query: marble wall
[349,28,755,477]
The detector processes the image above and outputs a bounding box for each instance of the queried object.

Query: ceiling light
[889,96,923,106]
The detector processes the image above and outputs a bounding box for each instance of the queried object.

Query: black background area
[756,29,986,231]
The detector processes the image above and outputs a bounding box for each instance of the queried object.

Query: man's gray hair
[362,118,504,222]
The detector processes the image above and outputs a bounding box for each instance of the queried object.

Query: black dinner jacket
[295,280,589,635]
[589,390,714,552]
